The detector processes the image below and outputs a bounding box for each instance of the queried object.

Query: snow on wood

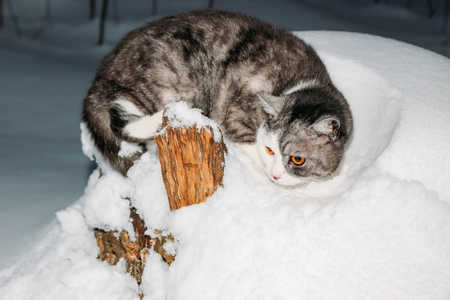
[94,206,175,285]
[154,103,227,211]
[95,103,225,285]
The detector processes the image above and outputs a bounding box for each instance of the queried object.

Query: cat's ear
[257,93,284,118]
[312,116,341,141]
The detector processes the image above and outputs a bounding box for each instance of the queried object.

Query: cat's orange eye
[291,156,305,166]
[265,146,275,155]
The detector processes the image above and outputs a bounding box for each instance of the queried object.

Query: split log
[154,110,227,210]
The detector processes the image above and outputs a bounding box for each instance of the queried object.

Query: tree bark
[427,0,437,18]
[154,112,227,211]
[89,0,96,21]
[98,0,108,46]
[94,207,175,284]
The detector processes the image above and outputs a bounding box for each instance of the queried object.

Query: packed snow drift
[1,31,449,299]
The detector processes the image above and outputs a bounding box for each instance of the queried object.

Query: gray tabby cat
[82,10,352,186]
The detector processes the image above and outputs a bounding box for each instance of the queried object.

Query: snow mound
[1,32,450,300]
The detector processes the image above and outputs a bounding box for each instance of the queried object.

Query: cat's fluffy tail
[109,97,164,143]
[82,94,161,176]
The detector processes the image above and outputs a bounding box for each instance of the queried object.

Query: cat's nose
[272,175,281,181]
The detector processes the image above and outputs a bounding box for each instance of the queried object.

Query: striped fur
[82,10,352,181]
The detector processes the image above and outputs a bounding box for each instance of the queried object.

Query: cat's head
[256,88,351,186]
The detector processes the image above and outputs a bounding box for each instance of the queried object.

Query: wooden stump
[94,207,174,284]
[154,111,227,210]
[95,106,227,289]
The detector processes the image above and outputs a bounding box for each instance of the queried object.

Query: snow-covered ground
[1,0,449,298]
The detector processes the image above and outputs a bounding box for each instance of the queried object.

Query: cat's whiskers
[307,170,336,184]
[324,171,337,181]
